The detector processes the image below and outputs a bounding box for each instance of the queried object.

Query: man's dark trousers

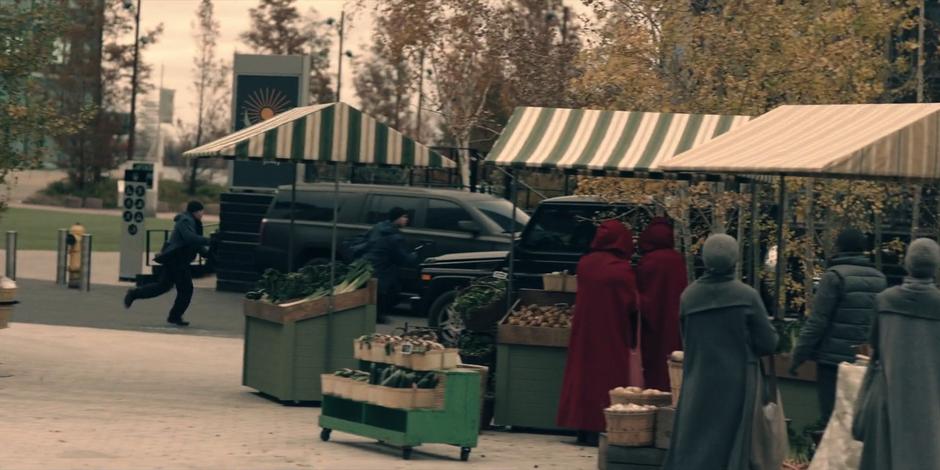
[816,363,839,424]
[132,262,194,322]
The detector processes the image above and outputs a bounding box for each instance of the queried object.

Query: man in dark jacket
[364,207,418,322]
[790,228,886,423]
[124,201,210,326]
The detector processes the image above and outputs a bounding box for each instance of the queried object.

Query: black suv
[256,183,530,302]
[419,196,659,328]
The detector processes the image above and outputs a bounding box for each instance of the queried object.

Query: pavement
[0,322,597,469]
[0,199,599,468]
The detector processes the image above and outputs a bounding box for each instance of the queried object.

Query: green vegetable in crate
[416,372,439,389]
[248,260,374,304]
[451,277,507,322]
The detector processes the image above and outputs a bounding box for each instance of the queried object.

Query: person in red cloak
[636,217,686,391]
[557,220,639,445]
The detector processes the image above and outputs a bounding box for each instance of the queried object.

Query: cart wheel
[402,446,413,460]
[460,447,471,462]
[320,428,332,442]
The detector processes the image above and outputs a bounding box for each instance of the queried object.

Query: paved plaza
[0,323,596,470]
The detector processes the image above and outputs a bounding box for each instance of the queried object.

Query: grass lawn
[0,208,175,252]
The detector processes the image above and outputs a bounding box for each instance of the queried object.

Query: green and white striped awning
[183,102,455,168]
[486,107,752,172]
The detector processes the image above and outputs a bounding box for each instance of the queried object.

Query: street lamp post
[327,12,353,103]
[124,0,142,161]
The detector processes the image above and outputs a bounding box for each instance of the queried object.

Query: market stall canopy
[661,103,940,180]
[183,102,455,168]
[485,106,752,172]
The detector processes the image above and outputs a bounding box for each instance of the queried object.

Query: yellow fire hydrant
[67,222,85,289]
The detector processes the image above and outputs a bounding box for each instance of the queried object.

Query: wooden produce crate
[494,289,574,431]
[242,281,377,403]
[599,434,667,470]
[319,368,481,461]
[497,289,574,348]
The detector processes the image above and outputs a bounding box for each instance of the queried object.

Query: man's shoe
[167,318,190,327]
[124,290,135,309]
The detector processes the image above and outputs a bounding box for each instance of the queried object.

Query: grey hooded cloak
[663,234,779,470]
[858,238,940,470]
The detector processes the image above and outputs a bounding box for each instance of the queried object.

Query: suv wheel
[429,290,464,347]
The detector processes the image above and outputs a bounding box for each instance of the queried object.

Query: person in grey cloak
[856,238,940,470]
[663,234,778,470]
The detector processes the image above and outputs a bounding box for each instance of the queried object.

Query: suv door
[364,194,427,295]
[419,198,481,259]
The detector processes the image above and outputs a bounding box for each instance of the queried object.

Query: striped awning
[485,107,752,172]
[662,103,940,180]
[183,102,455,168]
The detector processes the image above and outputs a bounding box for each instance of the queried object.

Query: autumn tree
[0,1,90,210]
[241,0,333,103]
[55,0,163,189]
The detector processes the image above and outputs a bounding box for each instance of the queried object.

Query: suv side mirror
[458,220,481,235]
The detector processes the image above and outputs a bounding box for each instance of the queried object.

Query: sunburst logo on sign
[243,87,292,125]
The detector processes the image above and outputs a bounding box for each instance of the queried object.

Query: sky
[137,0,373,127]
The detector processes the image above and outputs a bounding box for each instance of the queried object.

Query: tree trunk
[457,136,472,189]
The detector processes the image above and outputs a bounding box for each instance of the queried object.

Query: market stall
[662,102,940,431]
[481,106,756,431]
[183,102,456,402]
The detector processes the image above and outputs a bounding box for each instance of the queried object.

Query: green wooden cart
[242,282,377,403]
[494,289,573,431]
[319,368,481,460]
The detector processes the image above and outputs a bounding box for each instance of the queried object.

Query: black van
[255,183,529,303]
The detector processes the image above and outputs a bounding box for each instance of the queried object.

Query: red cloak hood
[639,219,675,253]
[591,220,635,258]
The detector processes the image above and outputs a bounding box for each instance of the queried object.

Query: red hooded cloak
[636,219,686,391]
[556,220,639,432]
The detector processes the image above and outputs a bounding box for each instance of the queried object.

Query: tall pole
[415,49,425,141]
[335,11,345,102]
[126,0,142,161]
[917,0,926,103]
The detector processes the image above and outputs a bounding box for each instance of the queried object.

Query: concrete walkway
[0,323,597,470]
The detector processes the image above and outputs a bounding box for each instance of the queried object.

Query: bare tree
[192,0,230,146]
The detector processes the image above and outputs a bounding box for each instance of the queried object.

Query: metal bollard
[5,231,16,280]
[56,229,68,285]
[80,234,92,292]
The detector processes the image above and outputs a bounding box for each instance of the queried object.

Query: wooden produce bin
[242,280,377,402]
[773,353,820,432]
[494,289,573,431]
[319,368,481,461]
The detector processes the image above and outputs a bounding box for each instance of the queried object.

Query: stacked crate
[215,190,274,292]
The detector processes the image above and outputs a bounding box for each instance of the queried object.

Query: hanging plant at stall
[450,277,507,326]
